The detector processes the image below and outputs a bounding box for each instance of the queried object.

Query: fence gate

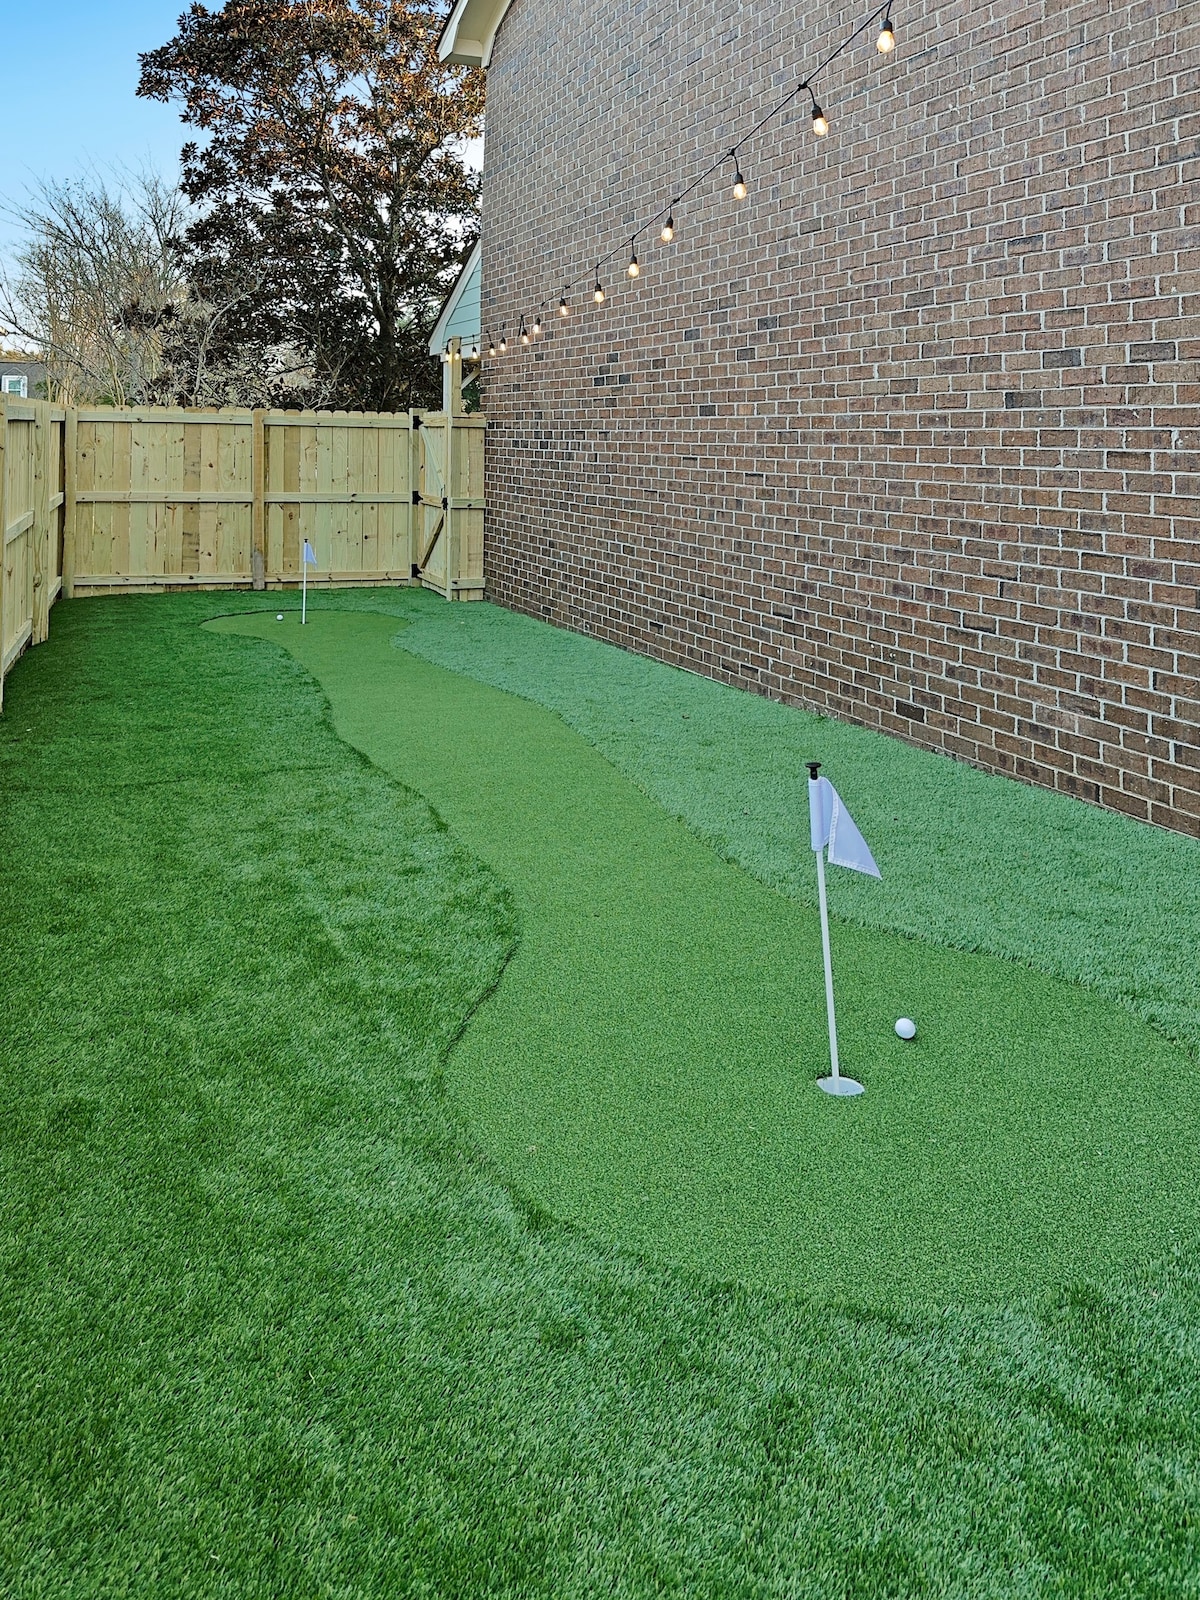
[262,411,415,588]
[412,411,485,601]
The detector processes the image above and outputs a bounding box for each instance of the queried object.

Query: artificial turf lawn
[394,597,1200,1059]
[3,590,1200,1597]
[212,610,1199,1305]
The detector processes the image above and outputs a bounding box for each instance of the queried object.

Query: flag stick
[301,553,308,626]
[815,847,841,1082]
[808,762,865,1098]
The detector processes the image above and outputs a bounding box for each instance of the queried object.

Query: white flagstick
[301,539,317,624]
[807,762,865,1097]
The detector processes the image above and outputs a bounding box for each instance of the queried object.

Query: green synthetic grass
[393,597,1200,1058]
[212,609,1198,1306]
[2,589,1200,1596]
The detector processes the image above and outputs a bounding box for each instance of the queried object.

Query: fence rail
[0,398,484,708]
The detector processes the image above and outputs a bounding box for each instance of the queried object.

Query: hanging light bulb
[533,310,543,335]
[876,7,895,52]
[470,343,479,359]
[731,153,747,200]
[808,87,829,137]
[593,266,605,304]
[558,290,569,316]
[660,212,675,243]
[487,332,496,357]
[498,330,508,353]
[627,241,640,278]
[519,315,529,345]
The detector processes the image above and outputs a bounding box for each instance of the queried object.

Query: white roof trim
[437,0,516,66]
[428,241,482,355]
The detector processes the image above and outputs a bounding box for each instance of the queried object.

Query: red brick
[477,0,1199,837]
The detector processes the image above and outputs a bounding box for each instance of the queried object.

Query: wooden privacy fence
[69,406,485,598]
[0,398,485,706]
[0,399,66,709]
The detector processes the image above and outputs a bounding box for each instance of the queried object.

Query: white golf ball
[895,1017,917,1040]
[276,613,284,621]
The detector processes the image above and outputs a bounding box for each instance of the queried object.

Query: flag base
[818,1075,865,1097]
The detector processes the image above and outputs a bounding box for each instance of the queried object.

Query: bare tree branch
[0,171,191,404]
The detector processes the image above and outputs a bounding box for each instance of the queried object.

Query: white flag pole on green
[806,761,881,1097]
[301,539,317,624]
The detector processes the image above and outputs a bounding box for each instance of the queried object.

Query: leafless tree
[0,171,192,405]
[0,170,311,407]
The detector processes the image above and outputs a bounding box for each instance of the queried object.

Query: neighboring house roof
[0,356,47,397]
[428,242,482,355]
[437,0,515,65]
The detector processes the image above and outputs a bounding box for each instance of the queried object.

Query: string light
[806,86,829,136]
[487,332,496,357]
[485,6,897,337]
[470,342,479,358]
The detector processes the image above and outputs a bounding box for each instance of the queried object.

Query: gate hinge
[412,488,421,505]
[442,496,449,511]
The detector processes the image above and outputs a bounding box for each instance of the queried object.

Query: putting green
[210,610,1200,1304]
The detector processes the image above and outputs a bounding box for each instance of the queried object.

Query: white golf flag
[302,540,318,566]
[808,775,881,878]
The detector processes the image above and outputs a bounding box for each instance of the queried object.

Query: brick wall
[479,0,1199,833]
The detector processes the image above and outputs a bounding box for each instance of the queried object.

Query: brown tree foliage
[139,0,484,410]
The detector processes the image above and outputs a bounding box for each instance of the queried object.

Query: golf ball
[895,1017,917,1040]
[276,613,284,621]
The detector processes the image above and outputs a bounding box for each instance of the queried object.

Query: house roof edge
[437,0,515,66]
[428,240,483,355]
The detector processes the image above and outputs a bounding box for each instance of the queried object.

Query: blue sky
[1,1,188,259]
[1,0,482,275]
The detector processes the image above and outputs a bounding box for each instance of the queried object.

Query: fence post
[0,394,8,707]
[62,408,77,599]
[31,401,52,644]
[410,410,421,584]
[444,410,457,602]
[251,408,266,588]
[54,411,65,597]
[442,336,463,416]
